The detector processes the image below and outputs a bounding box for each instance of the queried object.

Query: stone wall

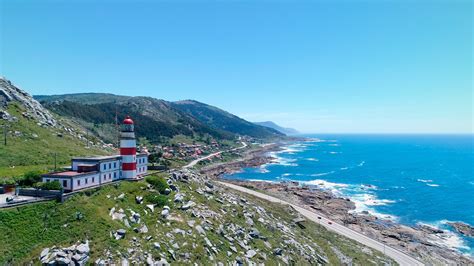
[17,188,63,201]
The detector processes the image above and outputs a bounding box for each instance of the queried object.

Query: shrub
[144,194,168,207]
[0,178,16,186]
[35,181,62,191]
[18,170,43,187]
[145,176,169,194]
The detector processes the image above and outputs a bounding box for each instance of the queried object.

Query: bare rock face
[0,77,56,126]
[448,222,474,237]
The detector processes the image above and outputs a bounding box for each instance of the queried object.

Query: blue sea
[225,134,474,255]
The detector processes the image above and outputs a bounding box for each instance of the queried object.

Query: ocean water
[225,134,474,255]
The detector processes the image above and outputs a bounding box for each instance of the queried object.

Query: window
[109,163,112,169]
[85,178,88,184]
[77,180,81,186]
[114,162,116,168]
[92,177,95,183]
[109,173,111,179]
[114,172,116,178]
[63,180,67,187]
[45,179,50,182]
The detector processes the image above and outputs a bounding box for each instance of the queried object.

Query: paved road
[218,181,424,266]
[184,142,248,169]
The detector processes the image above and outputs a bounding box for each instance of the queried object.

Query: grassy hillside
[0,104,111,177]
[0,173,394,265]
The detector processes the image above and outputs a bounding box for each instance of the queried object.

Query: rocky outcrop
[39,240,90,265]
[448,222,474,237]
[0,77,56,126]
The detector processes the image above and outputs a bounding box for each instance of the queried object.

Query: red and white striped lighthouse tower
[120,116,137,179]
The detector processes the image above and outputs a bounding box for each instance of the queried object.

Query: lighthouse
[120,116,137,179]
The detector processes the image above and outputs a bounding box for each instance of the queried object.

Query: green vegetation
[145,175,169,194]
[37,94,285,145]
[17,170,43,187]
[34,180,62,191]
[172,100,284,139]
[0,104,110,177]
[0,177,394,265]
[144,194,168,207]
[40,99,233,144]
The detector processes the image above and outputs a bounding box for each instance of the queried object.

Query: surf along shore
[200,141,474,265]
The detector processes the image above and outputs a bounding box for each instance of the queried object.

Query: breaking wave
[417,221,471,253]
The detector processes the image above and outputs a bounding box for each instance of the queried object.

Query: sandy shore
[201,143,474,265]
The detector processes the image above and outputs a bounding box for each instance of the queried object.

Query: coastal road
[184,142,248,169]
[218,181,425,266]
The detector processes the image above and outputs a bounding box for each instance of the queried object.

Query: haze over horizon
[1,0,472,133]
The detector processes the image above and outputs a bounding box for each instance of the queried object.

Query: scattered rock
[39,240,89,265]
[181,201,196,210]
[135,196,143,204]
[245,249,257,258]
[146,204,154,212]
[273,248,283,255]
[174,193,184,203]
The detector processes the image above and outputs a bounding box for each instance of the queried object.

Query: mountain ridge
[254,121,299,135]
[36,93,284,142]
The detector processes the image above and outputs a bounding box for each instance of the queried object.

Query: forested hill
[36,94,284,143]
[172,100,283,139]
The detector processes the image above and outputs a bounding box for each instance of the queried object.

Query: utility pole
[115,103,119,148]
[3,124,7,146]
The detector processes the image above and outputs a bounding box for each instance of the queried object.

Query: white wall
[43,172,101,191]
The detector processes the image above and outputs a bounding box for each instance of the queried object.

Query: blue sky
[1,0,472,133]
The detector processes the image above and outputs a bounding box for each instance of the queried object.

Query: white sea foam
[329,151,341,154]
[360,184,378,190]
[310,171,335,177]
[426,183,440,187]
[268,152,298,167]
[357,194,396,206]
[417,179,433,183]
[357,161,366,167]
[304,179,349,194]
[282,173,291,177]
[417,221,471,252]
[306,138,327,143]
[350,193,398,221]
[328,143,340,147]
[304,178,398,221]
[307,158,319,161]
[258,167,269,173]
[340,167,349,170]
[247,179,275,183]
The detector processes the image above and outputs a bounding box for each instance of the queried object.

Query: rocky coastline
[202,143,474,265]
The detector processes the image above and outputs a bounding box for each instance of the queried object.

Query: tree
[19,170,43,186]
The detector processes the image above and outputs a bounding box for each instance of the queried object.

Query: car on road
[328,221,332,225]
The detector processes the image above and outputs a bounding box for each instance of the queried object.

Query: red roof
[46,171,85,177]
[123,115,134,125]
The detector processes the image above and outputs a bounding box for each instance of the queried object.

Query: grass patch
[0,104,111,178]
